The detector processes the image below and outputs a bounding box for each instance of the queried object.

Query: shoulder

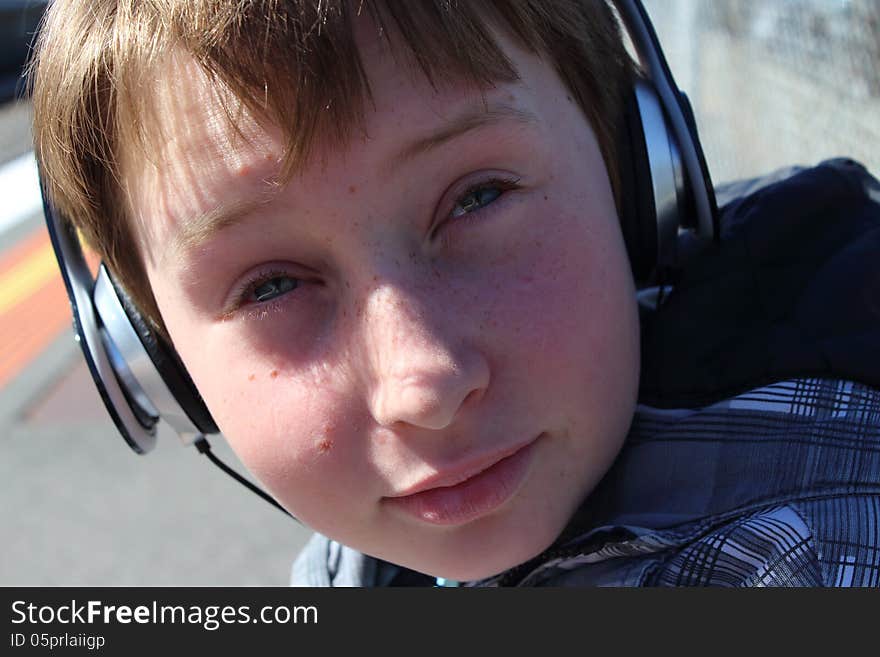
[290,533,430,587]
[640,159,880,408]
[636,377,880,586]
[290,534,376,587]
[647,497,879,587]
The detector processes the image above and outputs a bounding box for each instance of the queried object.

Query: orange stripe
[0,319,72,390]
[0,275,71,348]
[0,296,70,362]
[0,225,101,277]
[0,227,51,278]
[0,274,70,342]
[0,271,72,390]
[0,241,58,315]
[0,223,106,389]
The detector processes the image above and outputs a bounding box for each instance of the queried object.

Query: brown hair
[30,0,635,336]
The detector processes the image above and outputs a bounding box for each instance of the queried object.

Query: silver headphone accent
[45,205,160,453]
[94,265,204,447]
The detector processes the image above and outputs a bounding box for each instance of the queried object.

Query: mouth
[382,434,542,527]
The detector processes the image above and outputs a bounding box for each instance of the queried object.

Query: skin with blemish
[124,21,639,581]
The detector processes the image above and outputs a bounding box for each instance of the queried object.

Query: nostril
[461,387,484,409]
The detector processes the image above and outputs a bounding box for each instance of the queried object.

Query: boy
[31,1,880,586]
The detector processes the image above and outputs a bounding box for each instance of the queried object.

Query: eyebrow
[167,194,277,264]
[169,102,538,260]
[388,102,538,171]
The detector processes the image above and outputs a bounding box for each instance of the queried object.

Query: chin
[428,543,554,583]
[397,515,565,583]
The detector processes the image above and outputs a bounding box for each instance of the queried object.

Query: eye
[251,275,299,303]
[450,178,519,219]
[451,184,504,218]
[228,271,303,313]
[221,266,318,321]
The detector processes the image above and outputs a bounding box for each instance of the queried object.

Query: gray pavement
[1,314,314,586]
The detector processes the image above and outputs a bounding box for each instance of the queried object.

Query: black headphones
[40,0,718,518]
[615,0,718,284]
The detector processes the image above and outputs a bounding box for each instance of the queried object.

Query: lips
[382,436,540,526]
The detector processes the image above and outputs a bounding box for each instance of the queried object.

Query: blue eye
[451,185,503,218]
[251,276,299,303]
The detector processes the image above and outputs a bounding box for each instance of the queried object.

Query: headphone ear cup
[619,76,714,284]
[617,82,659,285]
[106,273,219,435]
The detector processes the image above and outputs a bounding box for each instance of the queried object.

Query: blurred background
[644,0,880,180]
[2,0,879,586]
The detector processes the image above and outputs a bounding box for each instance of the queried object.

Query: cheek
[213,372,381,525]
[482,203,636,376]
[484,201,640,485]
[173,326,373,507]
[220,368,346,458]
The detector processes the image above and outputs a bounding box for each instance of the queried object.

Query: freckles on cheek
[227,364,361,482]
[492,212,609,349]
[233,402,346,489]
[313,422,337,455]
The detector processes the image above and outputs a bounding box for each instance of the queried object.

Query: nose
[360,283,490,430]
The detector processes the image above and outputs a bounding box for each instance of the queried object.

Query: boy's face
[126,24,640,580]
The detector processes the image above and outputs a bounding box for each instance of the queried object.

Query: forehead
[120,52,284,260]
[122,22,553,264]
